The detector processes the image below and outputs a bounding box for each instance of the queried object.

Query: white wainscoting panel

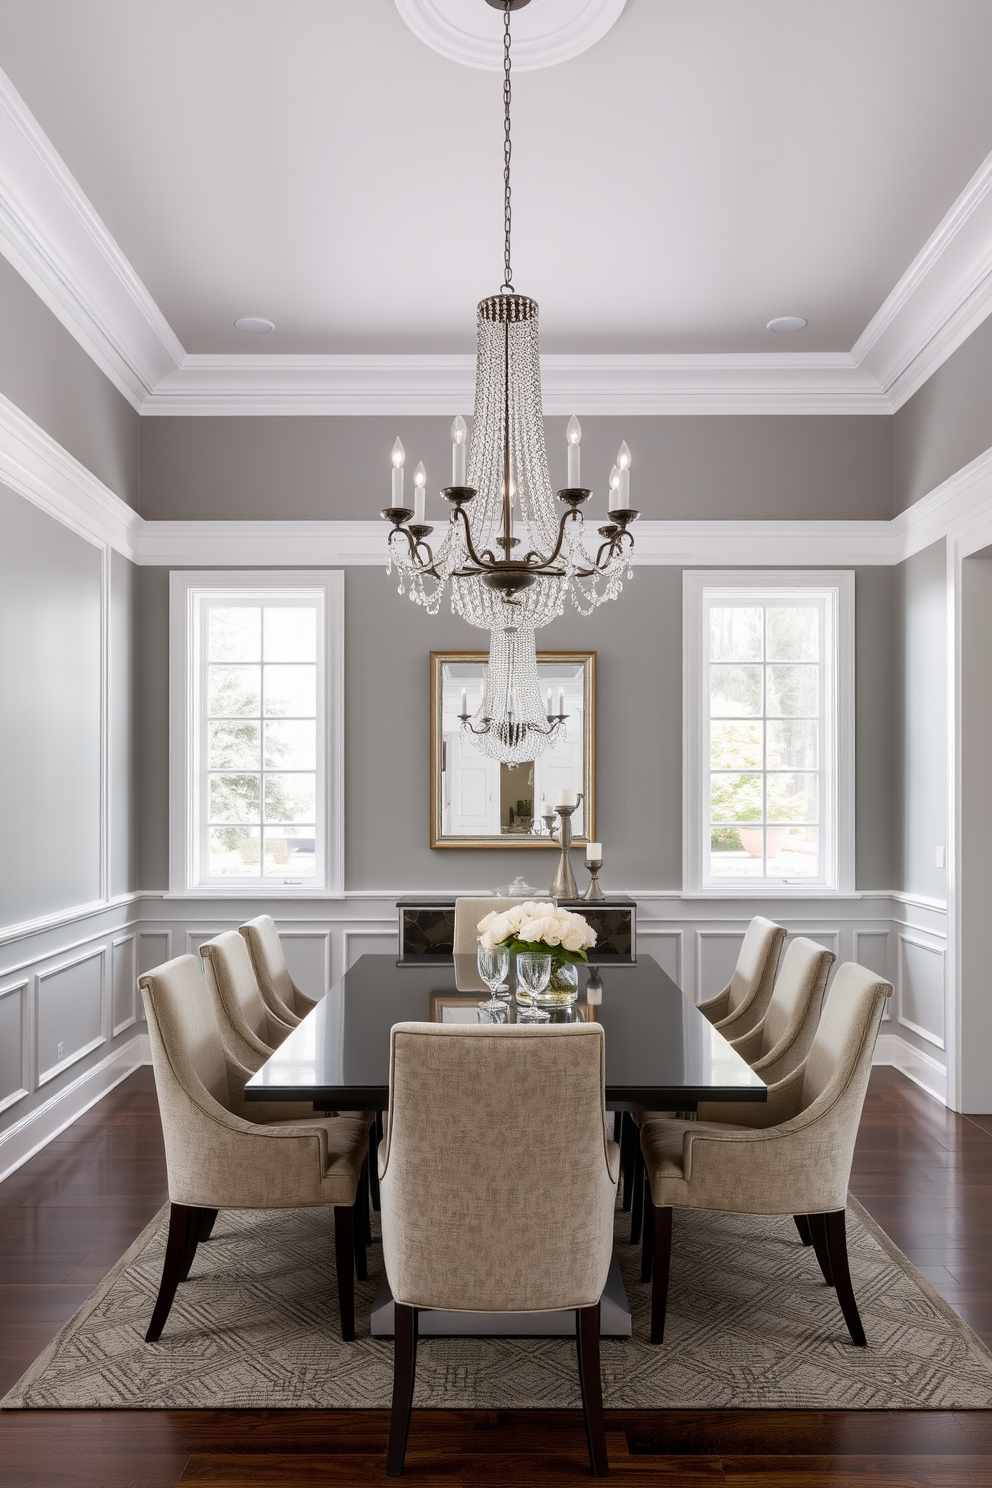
[112,933,136,1036]
[138,930,171,975]
[854,929,892,1019]
[636,927,682,985]
[898,934,946,1049]
[36,945,106,1086]
[697,930,747,1003]
[0,979,29,1115]
[341,924,399,977]
[279,931,331,1002]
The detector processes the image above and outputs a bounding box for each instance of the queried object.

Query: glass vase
[532,956,579,1005]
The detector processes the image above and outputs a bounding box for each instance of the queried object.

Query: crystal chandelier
[381,0,637,763]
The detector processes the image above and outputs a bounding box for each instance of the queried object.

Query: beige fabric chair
[639,962,893,1348]
[239,914,318,1026]
[378,1022,620,1476]
[451,896,555,955]
[699,936,836,1107]
[199,931,296,1071]
[138,955,370,1343]
[697,915,786,1040]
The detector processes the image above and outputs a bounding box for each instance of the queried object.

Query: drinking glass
[477,946,510,1017]
[515,951,552,1022]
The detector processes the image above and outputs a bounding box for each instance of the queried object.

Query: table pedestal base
[370,1253,631,1337]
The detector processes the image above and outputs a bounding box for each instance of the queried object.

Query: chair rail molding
[0,56,991,416]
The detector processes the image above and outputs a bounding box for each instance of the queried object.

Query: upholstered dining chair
[638,961,893,1348]
[138,955,370,1344]
[378,1022,620,1477]
[697,915,787,1040]
[199,930,296,1071]
[627,936,837,1245]
[451,896,555,955]
[239,914,317,1026]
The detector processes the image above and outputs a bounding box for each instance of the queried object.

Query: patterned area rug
[5,1197,992,1411]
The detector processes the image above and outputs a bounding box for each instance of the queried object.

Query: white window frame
[169,571,344,898]
[683,570,855,898]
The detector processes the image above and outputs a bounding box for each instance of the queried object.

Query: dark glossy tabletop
[245,954,768,1112]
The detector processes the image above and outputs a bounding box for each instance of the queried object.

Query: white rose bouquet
[477,900,597,964]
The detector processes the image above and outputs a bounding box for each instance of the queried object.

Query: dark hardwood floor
[2,1065,992,1485]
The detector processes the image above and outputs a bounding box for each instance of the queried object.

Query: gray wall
[135,563,895,893]
[894,540,947,903]
[894,312,992,513]
[0,254,140,508]
[0,484,102,923]
[139,414,894,522]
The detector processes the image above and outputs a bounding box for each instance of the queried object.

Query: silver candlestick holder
[583,856,605,900]
[550,797,583,900]
[542,811,558,840]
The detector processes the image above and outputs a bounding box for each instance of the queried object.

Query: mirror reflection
[431,652,595,848]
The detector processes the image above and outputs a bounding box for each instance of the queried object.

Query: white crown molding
[0,62,990,416]
[395,0,627,73]
[0,65,182,411]
[0,391,140,558]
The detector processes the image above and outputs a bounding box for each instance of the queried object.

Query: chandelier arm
[450,502,493,570]
[386,525,442,578]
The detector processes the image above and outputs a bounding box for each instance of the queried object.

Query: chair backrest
[379,1022,618,1314]
[199,930,285,1058]
[756,935,835,1072]
[138,955,239,1190]
[801,961,892,1113]
[452,897,555,955]
[239,914,299,1018]
[725,916,786,1018]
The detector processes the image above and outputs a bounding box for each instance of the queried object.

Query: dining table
[245,952,767,1337]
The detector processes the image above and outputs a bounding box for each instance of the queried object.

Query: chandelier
[381,0,636,763]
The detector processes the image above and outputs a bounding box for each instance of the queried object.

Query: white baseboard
[873,1032,947,1104]
[0,1033,151,1184]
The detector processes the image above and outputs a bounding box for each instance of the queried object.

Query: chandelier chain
[501,2,513,293]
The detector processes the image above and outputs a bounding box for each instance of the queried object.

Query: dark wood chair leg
[824,1209,867,1347]
[575,1304,609,1476]
[629,1143,646,1245]
[178,1207,204,1282]
[620,1113,636,1212]
[794,1213,813,1246]
[199,1209,218,1241]
[640,1185,654,1283]
[386,1303,419,1477]
[369,1118,381,1212]
[807,1212,835,1287]
[353,1181,369,1283]
[146,1203,195,1343]
[650,1205,673,1345]
[334,1205,357,1341]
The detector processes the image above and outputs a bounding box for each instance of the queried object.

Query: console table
[396,894,636,960]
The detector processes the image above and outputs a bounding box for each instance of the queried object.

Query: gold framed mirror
[430,651,595,849]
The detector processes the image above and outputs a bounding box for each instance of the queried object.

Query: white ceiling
[0,0,990,362]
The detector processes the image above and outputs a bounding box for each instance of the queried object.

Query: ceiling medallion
[381,1,636,766]
[395,0,627,73]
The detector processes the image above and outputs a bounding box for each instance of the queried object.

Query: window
[170,572,343,895]
[684,571,854,895]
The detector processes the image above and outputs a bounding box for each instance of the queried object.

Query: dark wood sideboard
[396,895,637,961]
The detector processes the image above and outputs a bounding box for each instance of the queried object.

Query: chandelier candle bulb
[391,437,405,506]
[546,687,553,716]
[566,414,582,487]
[614,442,631,511]
[413,461,427,525]
[461,687,468,717]
[451,415,468,486]
[557,686,565,715]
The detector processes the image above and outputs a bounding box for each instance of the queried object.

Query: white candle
[615,441,631,510]
[541,797,549,816]
[547,687,553,716]
[566,414,581,487]
[391,437,405,507]
[557,686,565,715]
[413,460,426,525]
[557,787,576,807]
[461,687,467,717]
[451,415,467,486]
[586,842,601,861]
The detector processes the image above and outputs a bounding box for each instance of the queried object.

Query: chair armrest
[697,984,731,1023]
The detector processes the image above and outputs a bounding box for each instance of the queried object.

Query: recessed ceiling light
[766,316,807,334]
[234,316,275,335]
